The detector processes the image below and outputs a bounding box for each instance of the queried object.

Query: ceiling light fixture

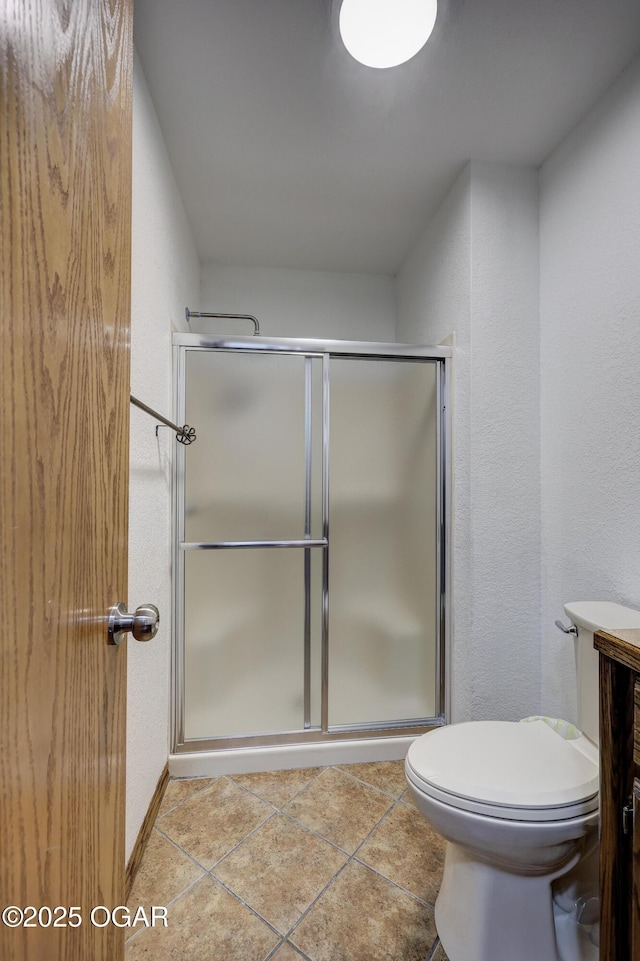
[339,0,437,69]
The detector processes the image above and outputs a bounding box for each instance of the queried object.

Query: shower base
[169,733,419,778]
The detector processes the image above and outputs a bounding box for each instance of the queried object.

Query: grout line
[219,775,283,813]
[346,794,441,908]
[141,762,442,960]
[276,807,354,858]
[206,810,279,871]
[210,763,404,862]
[282,793,438,942]
[272,764,403,859]
[264,939,314,961]
[278,765,330,803]
[152,770,368,945]
[263,939,286,961]
[332,765,409,802]
[282,858,353,944]
[144,817,289,943]
[424,937,443,961]
[203,870,285,942]
[223,766,329,811]
[281,793,412,940]
[398,790,416,807]
[159,873,209,911]
[124,873,207,946]
[153,809,292,888]
[155,775,217,820]
[351,855,435,909]
[144,825,211,874]
[349,793,401,858]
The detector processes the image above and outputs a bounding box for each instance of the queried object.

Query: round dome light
[339,0,437,69]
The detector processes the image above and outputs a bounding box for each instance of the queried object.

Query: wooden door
[0,1,132,959]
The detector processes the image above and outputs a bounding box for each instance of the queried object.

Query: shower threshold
[168,724,442,778]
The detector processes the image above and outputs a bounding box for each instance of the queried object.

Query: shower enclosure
[172,333,451,760]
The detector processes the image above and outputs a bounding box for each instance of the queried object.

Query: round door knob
[108,602,160,645]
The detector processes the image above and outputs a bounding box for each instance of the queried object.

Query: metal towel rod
[185,308,260,335]
[130,395,196,445]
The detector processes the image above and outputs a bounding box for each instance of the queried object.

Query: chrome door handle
[108,602,160,645]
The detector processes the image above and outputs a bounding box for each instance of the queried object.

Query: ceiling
[133,0,640,275]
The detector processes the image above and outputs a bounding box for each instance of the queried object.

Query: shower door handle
[108,602,160,645]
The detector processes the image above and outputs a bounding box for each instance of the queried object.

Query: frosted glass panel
[175,342,445,749]
[328,359,438,727]
[184,548,322,739]
[184,351,321,543]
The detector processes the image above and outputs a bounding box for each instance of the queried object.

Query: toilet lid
[406,720,599,816]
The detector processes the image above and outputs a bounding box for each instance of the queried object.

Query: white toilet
[405,601,640,961]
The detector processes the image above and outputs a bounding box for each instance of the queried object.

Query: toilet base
[553,903,599,961]
[435,841,583,961]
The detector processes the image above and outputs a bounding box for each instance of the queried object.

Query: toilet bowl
[405,720,599,961]
[405,601,640,961]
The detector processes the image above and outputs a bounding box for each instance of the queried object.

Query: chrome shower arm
[185,309,260,335]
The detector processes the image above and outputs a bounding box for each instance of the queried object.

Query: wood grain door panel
[0,1,132,958]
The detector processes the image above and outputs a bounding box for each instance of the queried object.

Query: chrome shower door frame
[171,334,452,754]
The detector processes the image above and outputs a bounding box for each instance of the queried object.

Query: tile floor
[125,760,450,961]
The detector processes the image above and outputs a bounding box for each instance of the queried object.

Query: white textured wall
[397,162,541,722]
[540,55,640,722]
[199,264,396,341]
[128,40,640,823]
[127,51,200,859]
[468,164,540,721]
[396,168,473,720]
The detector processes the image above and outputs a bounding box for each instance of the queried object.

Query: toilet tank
[564,601,640,746]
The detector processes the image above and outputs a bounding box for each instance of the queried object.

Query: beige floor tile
[157,777,213,818]
[291,861,438,961]
[127,829,204,912]
[283,767,394,854]
[212,814,347,934]
[336,761,408,798]
[125,876,279,961]
[228,768,325,808]
[158,777,272,869]
[356,802,446,903]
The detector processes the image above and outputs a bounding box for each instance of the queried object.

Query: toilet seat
[406,720,599,823]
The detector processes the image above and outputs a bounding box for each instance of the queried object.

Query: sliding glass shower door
[179,349,325,741]
[328,358,439,728]
[173,336,448,752]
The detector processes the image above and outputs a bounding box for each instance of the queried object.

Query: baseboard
[125,763,170,901]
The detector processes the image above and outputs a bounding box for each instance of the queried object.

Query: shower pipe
[130,394,197,445]
[185,308,260,335]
